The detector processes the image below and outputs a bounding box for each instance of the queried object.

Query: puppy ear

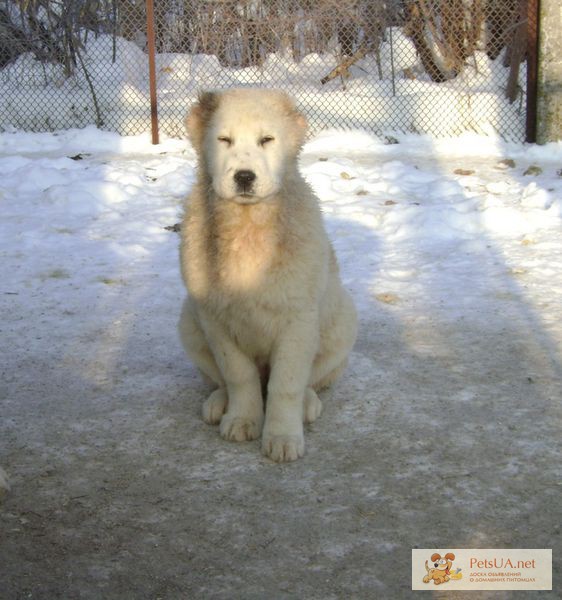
[275,90,308,148]
[185,91,219,151]
[292,109,308,144]
[445,553,455,561]
[430,553,441,562]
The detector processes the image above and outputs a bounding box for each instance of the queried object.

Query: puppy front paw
[220,414,262,442]
[262,432,305,462]
[202,388,227,424]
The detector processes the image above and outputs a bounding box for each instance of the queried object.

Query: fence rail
[0,1,538,142]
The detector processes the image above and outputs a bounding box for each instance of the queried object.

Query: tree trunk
[404,1,447,83]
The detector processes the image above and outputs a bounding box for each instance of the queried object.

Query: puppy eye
[259,135,274,147]
[218,136,232,146]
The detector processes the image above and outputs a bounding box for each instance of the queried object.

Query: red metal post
[146,0,159,145]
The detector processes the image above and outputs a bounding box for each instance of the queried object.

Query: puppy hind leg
[303,387,322,423]
[178,298,224,387]
[179,299,228,423]
[311,357,348,392]
[310,289,357,391]
[202,388,228,425]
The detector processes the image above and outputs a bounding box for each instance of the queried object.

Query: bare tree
[403,0,485,82]
[1,0,118,73]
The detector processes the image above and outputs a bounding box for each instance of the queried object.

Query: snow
[1,125,560,367]
[1,31,526,139]
[0,126,559,418]
[1,125,561,598]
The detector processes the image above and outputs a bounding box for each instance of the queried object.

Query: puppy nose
[234,170,256,187]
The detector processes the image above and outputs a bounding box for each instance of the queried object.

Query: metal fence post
[146,0,159,145]
[526,0,539,143]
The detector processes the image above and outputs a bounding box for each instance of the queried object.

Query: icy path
[1,128,560,598]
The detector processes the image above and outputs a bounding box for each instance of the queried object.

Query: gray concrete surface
[1,250,560,599]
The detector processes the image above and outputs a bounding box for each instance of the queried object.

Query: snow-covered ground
[1,126,559,338]
[1,31,526,139]
[1,127,560,597]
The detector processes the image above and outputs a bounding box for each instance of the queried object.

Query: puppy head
[185,88,307,203]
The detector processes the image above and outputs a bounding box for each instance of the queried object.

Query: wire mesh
[0,1,533,141]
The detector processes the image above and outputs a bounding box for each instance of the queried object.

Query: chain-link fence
[0,1,536,141]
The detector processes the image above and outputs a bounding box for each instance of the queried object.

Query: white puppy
[179,88,357,462]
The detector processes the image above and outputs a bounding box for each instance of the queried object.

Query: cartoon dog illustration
[423,552,456,585]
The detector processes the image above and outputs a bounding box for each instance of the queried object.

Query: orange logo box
[411,549,552,591]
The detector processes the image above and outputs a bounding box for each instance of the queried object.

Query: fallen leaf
[375,292,399,304]
[496,158,516,169]
[454,168,475,176]
[523,165,542,176]
[340,171,355,180]
[97,277,127,286]
[384,200,397,206]
[356,190,369,195]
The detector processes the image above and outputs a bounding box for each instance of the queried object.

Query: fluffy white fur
[178,88,357,462]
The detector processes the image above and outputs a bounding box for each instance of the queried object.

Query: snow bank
[2,127,558,328]
[1,31,526,140]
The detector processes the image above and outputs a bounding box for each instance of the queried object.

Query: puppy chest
[216,226,281,292]
[221,302,281,357]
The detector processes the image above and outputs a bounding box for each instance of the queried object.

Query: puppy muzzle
[234,169,256,196]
